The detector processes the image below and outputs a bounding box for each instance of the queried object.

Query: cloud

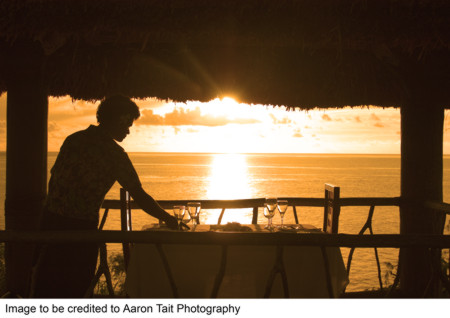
[48,97,97,122]
[270,114,292,125]
[138,109,165,125]
[293,129,303,138]
[370,113,385,128]
[48,121,60,132]
[322,114,332,121]
[355,116,362,123]
[370,113,381,121]
[138,107,260,127]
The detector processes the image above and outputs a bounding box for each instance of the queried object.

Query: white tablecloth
[125,224,349,298]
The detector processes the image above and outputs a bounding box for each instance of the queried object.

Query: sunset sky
[1,93,450,154]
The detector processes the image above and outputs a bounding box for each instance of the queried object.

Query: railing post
[252,207,258,224]
[323,184,340,234]
[120,188,132,270]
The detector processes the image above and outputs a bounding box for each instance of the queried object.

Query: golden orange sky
[1,94,450,154]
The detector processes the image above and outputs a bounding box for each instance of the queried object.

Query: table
[125,224,349,298]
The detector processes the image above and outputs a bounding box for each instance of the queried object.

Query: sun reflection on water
[202,153,254,224]
[207,153,252,199]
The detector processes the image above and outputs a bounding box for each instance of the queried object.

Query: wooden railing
[98,194,450,296]
[102,194,402,293]
[1,195,449,297]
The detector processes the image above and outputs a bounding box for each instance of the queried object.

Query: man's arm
[127,186,179,229]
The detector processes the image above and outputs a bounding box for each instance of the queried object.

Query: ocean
[1,152,449,292]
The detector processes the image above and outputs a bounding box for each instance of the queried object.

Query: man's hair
[96,95,140,124]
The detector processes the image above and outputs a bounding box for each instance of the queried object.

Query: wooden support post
[400,103,445,297]
[4,41,48,296]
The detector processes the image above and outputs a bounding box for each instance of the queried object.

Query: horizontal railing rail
[1,230,450,247]
[102,196,401,210]
[425,200,450,215]
[103,195,402,226]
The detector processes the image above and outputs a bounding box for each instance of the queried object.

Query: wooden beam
[400,103,445,297]
[4,40,48,297]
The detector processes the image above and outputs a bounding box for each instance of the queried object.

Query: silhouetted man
[32,95,178,298]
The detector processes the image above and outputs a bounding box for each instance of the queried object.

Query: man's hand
[164,215,179,230]
[180,222,190,230]
[128,186,190,230]
[164,216,191,230]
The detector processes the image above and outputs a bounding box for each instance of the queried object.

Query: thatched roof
[1,0,450,108]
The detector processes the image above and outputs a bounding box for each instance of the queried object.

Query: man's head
[96,95,140,141]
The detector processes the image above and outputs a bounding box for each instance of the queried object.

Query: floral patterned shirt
[45,125,141,223]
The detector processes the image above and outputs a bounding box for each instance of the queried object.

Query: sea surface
[1,152,449,292]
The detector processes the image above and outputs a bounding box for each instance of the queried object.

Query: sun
[202,97,242,119]
[221,96,238,106]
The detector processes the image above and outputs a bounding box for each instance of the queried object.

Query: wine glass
[264,198,277,231]
[173,205,186,230]
[277,199,288,229]
[187,202,201,226]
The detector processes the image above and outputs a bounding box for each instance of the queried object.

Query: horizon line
[2,150,450,156]
[0,150,413,156]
